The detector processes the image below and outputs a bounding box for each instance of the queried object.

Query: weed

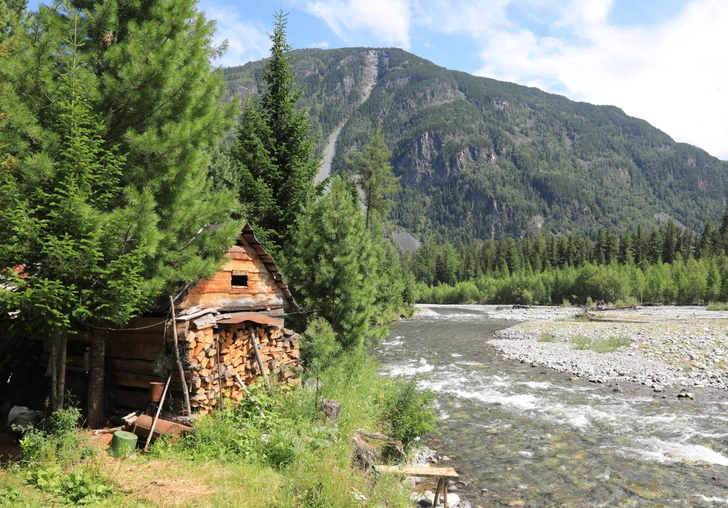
[19,407,94,465]
[539,332,557,342]
[26,466,112,505]
[382,377,438,449]
[0,486,20,502]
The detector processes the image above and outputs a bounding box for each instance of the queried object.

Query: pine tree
[0,11,156,410]
[231,10,319,251]
[1,0,239,420]
[348,125,400,230]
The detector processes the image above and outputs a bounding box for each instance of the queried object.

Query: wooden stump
[320,399,341,422]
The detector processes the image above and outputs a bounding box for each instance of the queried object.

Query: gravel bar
[485,305,728,390]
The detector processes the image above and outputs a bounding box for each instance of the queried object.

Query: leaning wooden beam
[246,324,272,396]
[170,296,191,416]
[144,375,170,452]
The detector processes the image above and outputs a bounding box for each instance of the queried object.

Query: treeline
[406,217,728,305]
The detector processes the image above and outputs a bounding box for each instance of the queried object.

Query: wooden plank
[110,370,160,389]
[107,358,156,377]
[106,334,164,361]
[374,466,459,479]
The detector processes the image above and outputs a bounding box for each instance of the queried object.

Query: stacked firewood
[167,323,300,415]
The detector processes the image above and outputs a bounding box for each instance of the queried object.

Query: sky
[28,0,728,160]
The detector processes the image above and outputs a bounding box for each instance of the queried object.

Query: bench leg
[443,478,449,508]
[433,478,443,506]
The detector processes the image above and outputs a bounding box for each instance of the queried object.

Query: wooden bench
[375,465,459,507]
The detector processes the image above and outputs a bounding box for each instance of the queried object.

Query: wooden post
[87,330,106,428]
[246,324,272,396]
[57,332,67,409]
[215,336,224,412]
[443,478,449,508]
[169,297,191,416]
[144,375,171,452]
[433,478,443,507]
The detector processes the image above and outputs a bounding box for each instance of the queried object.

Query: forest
[406,217,728,306]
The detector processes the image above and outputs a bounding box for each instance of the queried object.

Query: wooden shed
[105,223,301,415]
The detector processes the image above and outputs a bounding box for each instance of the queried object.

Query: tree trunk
[87,331,106,428]
[57,332,68,410]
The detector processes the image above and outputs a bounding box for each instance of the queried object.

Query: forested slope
[224,48,728,243]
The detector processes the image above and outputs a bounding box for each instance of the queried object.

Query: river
[376,305,728,507]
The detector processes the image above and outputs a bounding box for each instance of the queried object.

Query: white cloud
[303,0,411,48]
[309,40,330,48]
[203,4,270,68]
[434,0,728,159]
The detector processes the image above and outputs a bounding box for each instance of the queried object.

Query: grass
[706,302,728,311]
[539,332,558,342]
[1,351,435,507]
[570,335,631,353]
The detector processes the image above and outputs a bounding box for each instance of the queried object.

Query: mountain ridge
[223,47,728,243]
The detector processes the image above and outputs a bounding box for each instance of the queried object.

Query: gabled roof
[148,223,297,313]
[239,223,297,310]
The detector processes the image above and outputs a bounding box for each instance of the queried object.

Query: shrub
[707,302,728,311]
[382,378,438,449]
[19,407,94,465]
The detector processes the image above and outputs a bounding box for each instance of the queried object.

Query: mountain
[223,47,728,243]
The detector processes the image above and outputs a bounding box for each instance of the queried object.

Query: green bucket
[110,430,138,457]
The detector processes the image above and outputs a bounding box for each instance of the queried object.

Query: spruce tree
[231,10,320,251]
[285,177,378,350]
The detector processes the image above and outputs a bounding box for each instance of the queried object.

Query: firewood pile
[166,321,300,415]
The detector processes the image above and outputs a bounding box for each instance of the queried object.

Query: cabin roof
[239,223,297,310]
[148,223,297,313]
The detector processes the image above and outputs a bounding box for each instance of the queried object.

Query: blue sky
[28,0,728,160]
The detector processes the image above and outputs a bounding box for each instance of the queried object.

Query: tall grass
[570,335,631,353]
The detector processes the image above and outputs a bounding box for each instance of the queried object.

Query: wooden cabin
[106,224,300,415]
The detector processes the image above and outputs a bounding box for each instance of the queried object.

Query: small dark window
[231,274,248,287]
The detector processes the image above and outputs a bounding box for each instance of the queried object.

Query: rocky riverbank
[485,305,728,391]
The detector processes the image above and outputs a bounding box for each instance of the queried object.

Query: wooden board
[374,466,459,479]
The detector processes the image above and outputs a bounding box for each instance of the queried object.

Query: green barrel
[110,430,138,457]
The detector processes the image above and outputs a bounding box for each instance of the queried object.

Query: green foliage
[347,125,400,230]
[0,0,240,339]
[382,378,438,449]
[300,318,341,371]
[26,466,111,505]
[706,302,728,311]
[285,177,379,350]
[0,486,20,503]
[19,407,94,466]
[539,332,557,342]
